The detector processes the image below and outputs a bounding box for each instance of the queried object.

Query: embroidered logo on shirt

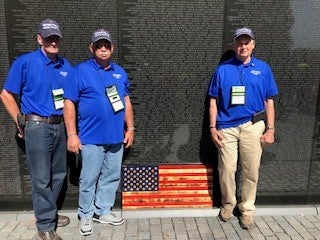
[60,71,68,77]
[113,73,122,79]
[250,70,261,75]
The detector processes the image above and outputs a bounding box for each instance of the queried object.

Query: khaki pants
[218,121,265,216]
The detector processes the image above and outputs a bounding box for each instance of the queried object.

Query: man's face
[91,40,114,61]
[37,35,61,56]
[234,35,255,62]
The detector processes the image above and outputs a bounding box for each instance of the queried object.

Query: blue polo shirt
[4,48,73,116]
[64,59,130,144]
[208,56,278,129]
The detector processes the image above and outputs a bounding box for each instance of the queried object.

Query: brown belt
[25,114,63,124]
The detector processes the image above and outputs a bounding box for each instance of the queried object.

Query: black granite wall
[0,0,319,209]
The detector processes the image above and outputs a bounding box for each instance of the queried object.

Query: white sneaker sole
[79,228,93,236]
[93,217,124,226]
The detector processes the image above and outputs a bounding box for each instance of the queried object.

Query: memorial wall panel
[118,0,225,164]
[224,0,320,202]
[1,0,119,208]
[0,0,319,209]
[0,0,24,207]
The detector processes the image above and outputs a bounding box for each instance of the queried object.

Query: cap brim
[92,37,112,43]
[234,34,254,40]
[40,30,63,38]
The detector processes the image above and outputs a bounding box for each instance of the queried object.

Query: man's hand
[17,126,24,139]
[210,128,224,148]
[261,129,275,147]
[123,130,134,148]
[67,135,82,154]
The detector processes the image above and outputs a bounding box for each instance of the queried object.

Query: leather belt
[25,114,63,124]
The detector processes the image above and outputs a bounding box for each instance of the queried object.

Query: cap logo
[42,23,59,30]
[241,29,251,35]
[91,29,112,43]
[94,31,110,38]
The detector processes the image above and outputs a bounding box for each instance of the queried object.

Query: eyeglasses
[94,42,112,50]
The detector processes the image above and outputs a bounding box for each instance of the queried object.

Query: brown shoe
[37,230,62,240]
[240,215,255,230]
[218,207,233,222]
[57,214,70,227]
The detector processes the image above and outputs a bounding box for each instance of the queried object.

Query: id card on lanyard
[231,86,245,105]
[106,85,124,112]
[52,88,64,110]
[48,60,65,110]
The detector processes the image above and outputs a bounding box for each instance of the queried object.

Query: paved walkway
[0,206,320,239]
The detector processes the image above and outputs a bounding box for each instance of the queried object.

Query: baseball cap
[38,19,62,38]
[233,27,255,40]
[91,29,112,43]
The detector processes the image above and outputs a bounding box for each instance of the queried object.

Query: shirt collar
[90,58,115,71]
[232,55,256,67]
[37,48,63,67]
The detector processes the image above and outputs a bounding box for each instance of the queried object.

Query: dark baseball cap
[233,27,255,40]
[38,19,62,38]
[91,29,112,43]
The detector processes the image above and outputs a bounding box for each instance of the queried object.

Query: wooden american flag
[121,164,214,209]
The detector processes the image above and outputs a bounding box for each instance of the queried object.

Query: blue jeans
[24,121,67,231]
[78,143,123,218]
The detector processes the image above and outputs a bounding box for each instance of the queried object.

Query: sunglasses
[94,42,112,50]
[43,35,61,42]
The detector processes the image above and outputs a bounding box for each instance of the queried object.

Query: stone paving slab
[0,206,320,239]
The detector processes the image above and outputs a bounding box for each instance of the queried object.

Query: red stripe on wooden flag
[122,164,214,209]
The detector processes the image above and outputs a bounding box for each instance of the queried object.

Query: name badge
[106,85,124,113]
[52,88,64,110]
[231,86,245,105]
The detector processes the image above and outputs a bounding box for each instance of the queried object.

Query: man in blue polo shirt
[208,27,278,230]
[0,19,73,240]
[63,29,134,236]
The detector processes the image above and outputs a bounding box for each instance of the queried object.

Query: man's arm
[265,98,275,129]
[0,89,20,125]
[262,98,275,145]
[63,99,82,154]
[123,96,134,148]
[209,98,224,148]
[0,89,24,138]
